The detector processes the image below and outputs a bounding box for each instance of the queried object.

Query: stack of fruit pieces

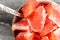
[12,0,60,40]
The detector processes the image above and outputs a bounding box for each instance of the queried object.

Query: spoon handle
[0,4,22,17]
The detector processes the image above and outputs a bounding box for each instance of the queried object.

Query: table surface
[0,0,60,40]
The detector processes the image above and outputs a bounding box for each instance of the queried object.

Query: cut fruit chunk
[53,28,60,40]
[32,33,41,40]
[41,36,49,40]
[27,6,46,33]
[16,32,26,40]
[16,31,40,40]
[45,3,60,27]
[47,27,60,40]
[24,31,34,40]
[40,17,58,37]
[48,32,56,40]
[22,0,39,17]
[12,19,29,31]
[24,32,41,40]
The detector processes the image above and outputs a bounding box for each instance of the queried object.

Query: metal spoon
[0,4,22,17]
